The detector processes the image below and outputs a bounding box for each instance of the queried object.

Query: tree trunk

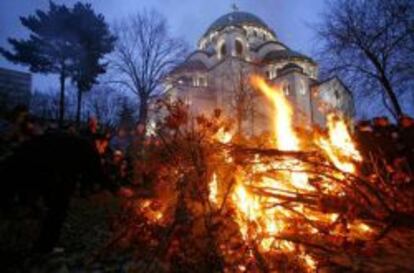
[59,71,66,128]
[135,97,148,158]
[76,89,83,127]
[380,73,403,118]
[363,49,404,118]
[138,98,148,135]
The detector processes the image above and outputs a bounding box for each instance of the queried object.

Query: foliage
[0,1,115,127]
[70,2,116,125]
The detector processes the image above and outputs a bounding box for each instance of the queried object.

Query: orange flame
[251,76,311,191]
[316,113,362,173]
[209,172,218,206]
[210,76,368,271]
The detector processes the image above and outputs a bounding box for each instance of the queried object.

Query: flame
[251,76,298,150]
[316,113,362,173]
[231,174,260,240]
[138,199,164,224]
[251,76,311,191]
[225,76,316,254]
[210,77,367,271]
[215,127,232,144]
[302,254,317,270]
[209,172,218,206]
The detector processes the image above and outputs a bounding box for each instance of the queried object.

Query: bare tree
[316,0,414,119]
[83,86,131,128]
[110,10,187,133]
[228,61,257,136]
[30,88,75,121]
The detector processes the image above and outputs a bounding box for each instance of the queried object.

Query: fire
[195,76,369,271]
[215,127,232,144]
[126,75,383,273]
[250,76,298,150]
[316,113,362,173]
[209,172,218,206]
[231,180,260,239]
[251,76,311,191]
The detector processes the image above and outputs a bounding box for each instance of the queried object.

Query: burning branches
[110,78,414,272]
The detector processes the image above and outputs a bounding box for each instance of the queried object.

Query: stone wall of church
[312,79,355,126]
[272,70,313,128]
[165,11,355,135]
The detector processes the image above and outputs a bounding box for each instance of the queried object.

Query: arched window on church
[334,89,341,106]
[299,79,307,95]
[283,83,290,96]
[235,40,243,56]
[220,43,227,58]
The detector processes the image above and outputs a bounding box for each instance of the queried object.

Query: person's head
[373,116,389,127]
[118,128,127,138]
[399,115,414,128]
[113,150,124,163]
[135,123,146,135]
[88,117,98,133]
[95,134,109,155]
[67,124,78,135]
[356,120,373,132]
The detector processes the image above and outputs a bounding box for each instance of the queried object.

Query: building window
[220,43,227,58]
[299,79,307,95]
[334,89,341,106]
[283,83,290,96]
[235,40,243,56]
[334,89,340,100]
[199,76,208,87]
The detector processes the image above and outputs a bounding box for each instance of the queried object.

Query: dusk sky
[0,0,325,89]
[1,0,409,118]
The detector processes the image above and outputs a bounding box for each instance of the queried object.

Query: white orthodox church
[165,9,354,135]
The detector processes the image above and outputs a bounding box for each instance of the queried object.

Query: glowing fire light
[251,76,311,191]
[251,76,298,150]
[215,127,232,144]
[316,113,362,173]
[209,172,218,206]
[204,76,369,271]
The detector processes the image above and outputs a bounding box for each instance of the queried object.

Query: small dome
[278,62,304,74]
[204,11,276,37]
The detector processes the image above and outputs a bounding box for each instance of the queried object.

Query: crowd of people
[0,105,156,190]
[1,105,414,190]
[355,115,414,185]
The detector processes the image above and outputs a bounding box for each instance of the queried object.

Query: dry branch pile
[102,95,414,273]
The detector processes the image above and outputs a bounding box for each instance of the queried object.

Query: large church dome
[204,11,276,37]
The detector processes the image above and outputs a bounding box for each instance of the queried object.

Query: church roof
[204,11,276,37]
[170,60,208,75]
[262,49,315,64]
[277,62,304,76]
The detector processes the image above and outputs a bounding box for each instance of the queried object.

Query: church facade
[165,10,354,135]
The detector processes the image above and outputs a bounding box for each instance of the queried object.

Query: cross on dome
[231,3,239,12]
